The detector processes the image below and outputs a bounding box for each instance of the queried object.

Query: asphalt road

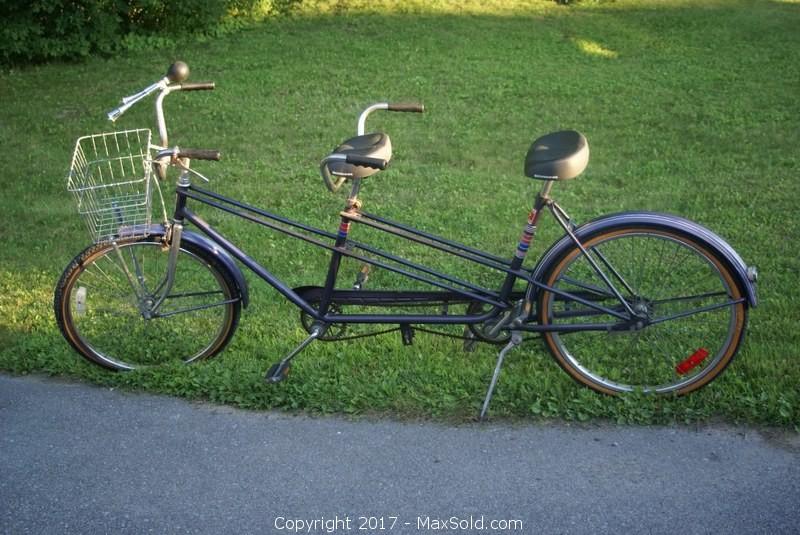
[1,373,798,534]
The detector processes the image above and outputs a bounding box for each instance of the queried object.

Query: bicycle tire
[536,223,747,395]
[55,236,241,371]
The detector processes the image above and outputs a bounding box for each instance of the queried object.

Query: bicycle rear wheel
[55,236,241,370]
[537,224,747,395]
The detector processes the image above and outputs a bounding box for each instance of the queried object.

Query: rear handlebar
[319,153,389,193]
[357,102,424,135]
[387,102,425,113]
[345,154,388,170]
[321,102,423,192]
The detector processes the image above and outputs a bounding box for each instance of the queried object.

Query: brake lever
[180,165,211,183]
[152,148,211,183]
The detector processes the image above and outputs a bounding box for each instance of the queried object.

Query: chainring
[466,301,512,344]
[299,304,347,341]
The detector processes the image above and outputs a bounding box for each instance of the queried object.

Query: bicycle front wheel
[55,236,241,370]
[537,224,747,395]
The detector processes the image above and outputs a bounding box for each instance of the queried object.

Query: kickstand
[265,323,326,383]
[479,331,522,421]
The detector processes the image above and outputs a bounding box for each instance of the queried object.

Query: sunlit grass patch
[573,38,619,59]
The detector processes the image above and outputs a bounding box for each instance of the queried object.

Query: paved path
[1,374,798,534]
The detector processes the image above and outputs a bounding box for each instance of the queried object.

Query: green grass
[1,0,798,426]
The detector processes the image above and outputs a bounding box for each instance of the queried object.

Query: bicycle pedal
[265,361,291,383]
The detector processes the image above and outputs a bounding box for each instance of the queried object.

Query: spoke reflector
[76,286,87,315]
[676,348,709,375]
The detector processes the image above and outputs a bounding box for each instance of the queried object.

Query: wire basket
[67,129,155,244]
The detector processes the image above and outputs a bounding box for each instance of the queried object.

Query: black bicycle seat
[329,133,392,179]
[525,130,589,180]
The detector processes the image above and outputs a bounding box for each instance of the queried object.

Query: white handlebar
[357,103,389,136]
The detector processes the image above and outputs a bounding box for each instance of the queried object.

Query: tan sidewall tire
[54,236,240,370]
[538,227,746,396]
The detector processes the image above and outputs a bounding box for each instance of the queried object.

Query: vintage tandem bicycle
[55,63,757,418]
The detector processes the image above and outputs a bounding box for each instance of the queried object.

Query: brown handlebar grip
[387,102,424,113]
[177,149,221,161]
[179,82,215,91]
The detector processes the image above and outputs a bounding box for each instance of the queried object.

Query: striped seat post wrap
[515,208,540,260]
[337,220,351,240]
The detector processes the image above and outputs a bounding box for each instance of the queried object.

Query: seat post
[497,180,555,301]
[347,178,363,209]
[537,179,555,202]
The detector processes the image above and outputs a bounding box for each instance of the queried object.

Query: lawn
[1,0,798,426]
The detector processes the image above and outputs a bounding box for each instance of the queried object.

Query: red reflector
[676,348,710,375]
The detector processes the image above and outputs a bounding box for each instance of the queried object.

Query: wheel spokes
[543,229,743,393]
[67,240,236,368]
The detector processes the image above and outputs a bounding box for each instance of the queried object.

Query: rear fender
[530,212,757,307]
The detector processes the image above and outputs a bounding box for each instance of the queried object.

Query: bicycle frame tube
[179,192,509,308]
[165,181,625,330]
[171,188,506,325]
[546,201,638,317]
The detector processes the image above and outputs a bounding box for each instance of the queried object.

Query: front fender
[121,224,250,308]
[181,230,249,308]
[531,212,757,307]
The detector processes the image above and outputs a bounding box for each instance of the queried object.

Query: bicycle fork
[151,222,184,312]
[110,222,184,319]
